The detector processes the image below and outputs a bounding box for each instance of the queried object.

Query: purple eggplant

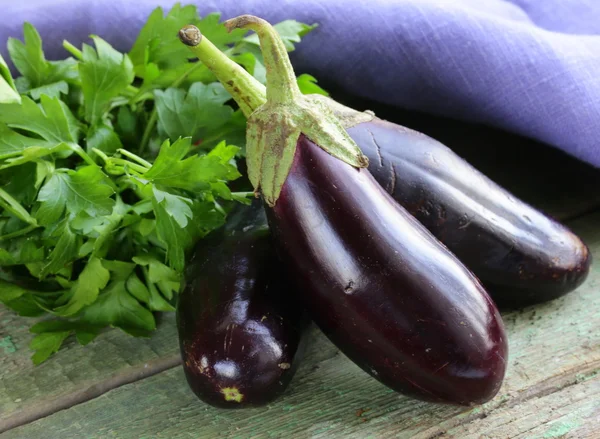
[267,134,507,404]
[176,199,307,408]
[178,26,591,307]
[189,15,508,406]
[345,118,591,306]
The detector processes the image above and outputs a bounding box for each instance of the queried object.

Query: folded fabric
[2,0,599,167]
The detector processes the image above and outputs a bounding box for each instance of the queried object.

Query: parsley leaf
[82,279,156,336]
[79,36,134,125]
[151,192,195,272]
[143,137,239,192]
[29,320,103,365]
[7,23,50,88]
[7,23,77,90]
[28,81,69,100]
[0,54,21,104]
[30,331,71,365]
[297,74,329,96]
[0,95,79,144]
[39,221,80,277]
[129,4,200,78]
[155,82,233,143]
[36,166,115,225]
[55,257,110,316]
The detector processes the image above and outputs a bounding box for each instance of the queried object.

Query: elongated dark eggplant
[178,25,591,307]
[344,118,591,306]
[211,16,508,406]
[176,199,307,408]
[267,134,507,404]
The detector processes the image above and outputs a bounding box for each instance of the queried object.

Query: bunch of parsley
[0,4,324,364]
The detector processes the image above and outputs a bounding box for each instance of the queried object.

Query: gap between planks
[0,354,182,434]
[1,204,599,435]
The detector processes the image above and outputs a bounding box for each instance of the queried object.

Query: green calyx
[179,16,369,206]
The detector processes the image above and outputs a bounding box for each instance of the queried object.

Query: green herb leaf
[40,221,80,277]
[36,166,115,225]
[30,331,71,365]
[151,193,194,272]
[87,123,124,155]
[144,138,240,192]
[0,54,21,104]
[128,4,200,78]
[152,187,193,228]
[54,257,110,316]
[7,23,50,88]
[0,95,79,144]
[7,23,77,90]
[297,74,329,96]
[28,81,69,100]
[28,319,104,364]
[79,36,134,125]
[155,82,233,144]
[82,279,156,335]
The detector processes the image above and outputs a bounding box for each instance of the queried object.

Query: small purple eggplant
[176,199,307,408]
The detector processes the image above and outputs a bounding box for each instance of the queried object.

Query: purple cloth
[2,1,600,166]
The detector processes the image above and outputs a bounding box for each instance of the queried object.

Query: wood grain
[0,311,181,431]
[442,374,600,439]
[2,212,599,439]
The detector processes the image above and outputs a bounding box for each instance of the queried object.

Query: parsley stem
[111,159,148,174]
[138,110,158,156]
[0,224,38,241]
[126,85,140,96]
[91,148,110,162]
[117,149,152,169]
[69,144,97,167]
[62,40,83,60]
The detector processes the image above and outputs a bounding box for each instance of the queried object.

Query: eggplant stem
[224,16,301,105]
[178,25,266,117]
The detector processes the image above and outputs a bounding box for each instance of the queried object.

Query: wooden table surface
[1,107,600,439]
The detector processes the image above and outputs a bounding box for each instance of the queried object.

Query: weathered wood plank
[442,373,600,439]
[0,310,180,431]
[3,212,599,439]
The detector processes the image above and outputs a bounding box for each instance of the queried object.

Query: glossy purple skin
[176,202,306,408]
[266,134,508,405]
[350,118,591,306]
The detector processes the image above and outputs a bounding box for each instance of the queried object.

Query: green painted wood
[3,211,599,439]
[443,373,600,439]
[0,310,180,431]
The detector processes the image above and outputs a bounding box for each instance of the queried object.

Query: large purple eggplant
[267,134,507,404]
[344,118,591,306]
[184,15,509,406]
[178,25,591,307]
[176,199,307,408]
